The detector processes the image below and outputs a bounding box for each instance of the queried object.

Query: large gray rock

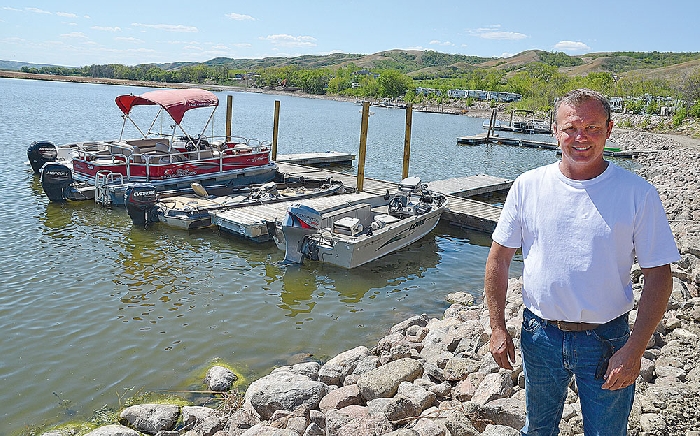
[205,365,238,392]
[397,381,436,412]
[480,397,526,430]
[319,384,363,412]
[83,425,140,436]
[481,424,520,436]
[244,369,328,420]
[182,406,225,436]
[357,358,424,401]
[119,404,180,434]
[325,405,393,436]
[471,372,513,405]
[366,396,421,423]
[318,346,370,386]
[239,423,298,436]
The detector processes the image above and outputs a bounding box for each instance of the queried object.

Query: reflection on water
[0,78,538,434]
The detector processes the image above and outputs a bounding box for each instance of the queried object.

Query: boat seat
[130,146,144,163]
[197,149,213,159]
[333,217,363,236]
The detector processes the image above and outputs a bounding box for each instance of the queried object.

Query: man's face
[553,99,613,177]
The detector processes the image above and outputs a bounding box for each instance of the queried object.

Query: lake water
[0,78,625,434]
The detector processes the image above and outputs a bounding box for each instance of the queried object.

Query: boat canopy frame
[115,88,219,149]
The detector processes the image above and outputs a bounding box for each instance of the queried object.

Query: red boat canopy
[115,88,219,124]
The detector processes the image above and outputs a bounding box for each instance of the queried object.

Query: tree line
[20,58,700,122]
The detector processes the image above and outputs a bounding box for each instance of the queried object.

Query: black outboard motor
[125,184,159,228]
[40,162,74,202]
[281,204,322,264]
[27,141,58,173]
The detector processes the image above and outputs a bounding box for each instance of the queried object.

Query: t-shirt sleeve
[492,180,523,249]
[634,187,680,268]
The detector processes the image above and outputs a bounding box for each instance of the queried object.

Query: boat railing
[94,170,124,206]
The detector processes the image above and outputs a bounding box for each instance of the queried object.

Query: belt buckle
[552,320,593,332]
[554,320,571,331]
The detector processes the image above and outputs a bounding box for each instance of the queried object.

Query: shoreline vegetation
[9,71,700,435]
[3,70,699,142]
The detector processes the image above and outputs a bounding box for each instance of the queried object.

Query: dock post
[272,100,281,161]
[357,101,370,192]
[225,95,233,142]
[486,108,496,140]
[402,103,413,179]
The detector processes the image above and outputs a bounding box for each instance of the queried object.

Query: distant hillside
[3,49,699,83]
[0,60,67,71]
[170,49,700,82]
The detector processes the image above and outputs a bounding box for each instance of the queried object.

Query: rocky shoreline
[14,71,698,435]
[42,128,700,436]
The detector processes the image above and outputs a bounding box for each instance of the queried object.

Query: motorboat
[280,177,446,268]
[125,176,349,229]
[27,88,277,204]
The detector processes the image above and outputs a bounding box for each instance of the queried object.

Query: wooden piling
[357,101,370,192]
[486,109,496,140]
[402,103,413,179]
[272,100,281,161]
[225,95,233,142]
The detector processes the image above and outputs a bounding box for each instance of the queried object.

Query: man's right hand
[489,328,516,370]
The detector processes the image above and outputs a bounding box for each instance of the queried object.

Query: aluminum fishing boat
[125,176,349,229]
[281,177,446,268]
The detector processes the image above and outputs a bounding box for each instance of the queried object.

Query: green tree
[377,70,412,98]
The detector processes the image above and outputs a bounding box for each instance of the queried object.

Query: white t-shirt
[492,161,680,323]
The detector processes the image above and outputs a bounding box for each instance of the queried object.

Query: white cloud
[261,34,316,47]
[115,36,143,43]
[60,32,88,39]
[92,26,121,32]
[553,40,590,53]
[132,23,198,33]
[429,40,455,47]
[226,13,255,21]
[470,25,527,40]
[3,7,22,12]
[26,7,51,14]
[57,12,78,18]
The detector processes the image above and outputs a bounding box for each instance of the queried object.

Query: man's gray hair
[554,89,612,125]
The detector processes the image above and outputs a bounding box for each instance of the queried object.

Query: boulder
[357,358,423,401]
[119,404,180,434]
[244,369,328,420]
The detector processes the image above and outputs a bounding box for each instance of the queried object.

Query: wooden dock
[276,151,355,166]
[428,174,512,198]
[211,162,511,241]
[457,134,652,158]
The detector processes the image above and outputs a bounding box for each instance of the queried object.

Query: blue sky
[1,1,697,67]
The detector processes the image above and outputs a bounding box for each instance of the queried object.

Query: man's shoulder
[606,162,654,189]
[514,162,557,184]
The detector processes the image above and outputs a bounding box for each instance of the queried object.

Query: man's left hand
[601,344,641,390]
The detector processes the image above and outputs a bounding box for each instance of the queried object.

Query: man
[484,89,680,435]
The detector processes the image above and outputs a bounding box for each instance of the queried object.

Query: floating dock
[276,151,355,166]
[211,162,511,241]
[457,134,653,158]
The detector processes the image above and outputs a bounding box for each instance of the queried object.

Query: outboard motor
[40,162,74,202]
[281,204,321,264]
[27,141,58,173]
[125,184,159,228]
[388,176,432,218]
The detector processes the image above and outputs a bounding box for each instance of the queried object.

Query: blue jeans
[520,308,635,436]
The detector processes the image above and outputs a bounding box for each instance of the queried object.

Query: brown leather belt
[548,320,600,332]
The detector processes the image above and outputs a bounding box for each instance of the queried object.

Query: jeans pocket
[591,328,630,380]
[522,308,545,334]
